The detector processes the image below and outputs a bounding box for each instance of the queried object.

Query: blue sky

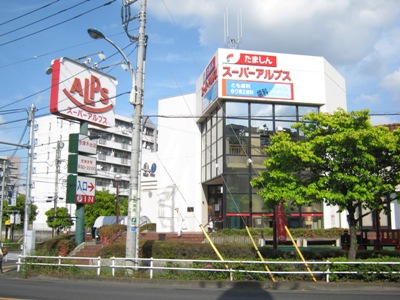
[1,0,400,168]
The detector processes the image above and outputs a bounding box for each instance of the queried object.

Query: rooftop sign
[197,48,345,114]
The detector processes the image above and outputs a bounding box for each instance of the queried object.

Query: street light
[87,28,136,105]
[114,173,121,225]
[88,17,146,265]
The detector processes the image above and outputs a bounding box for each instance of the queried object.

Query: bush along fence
[16,255,400,283]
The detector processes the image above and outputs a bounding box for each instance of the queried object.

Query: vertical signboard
[275,200,287,243]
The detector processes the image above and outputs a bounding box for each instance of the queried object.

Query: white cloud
[380,69,400,99]
[153,0,400,64]
[354,93,381,105]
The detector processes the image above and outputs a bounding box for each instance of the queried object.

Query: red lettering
[84,78,94,106]
[69,78,84,97]
[100,87,109,105]
[90,75,101,101]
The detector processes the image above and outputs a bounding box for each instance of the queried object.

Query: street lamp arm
[102,36,135,80]
[87,28,137,105]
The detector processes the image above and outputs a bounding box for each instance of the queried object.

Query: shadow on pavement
[217,281,273,300]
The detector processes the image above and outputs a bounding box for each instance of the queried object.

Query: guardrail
[16,255,400,282]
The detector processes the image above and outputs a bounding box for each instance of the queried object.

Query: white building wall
[32,116,79,231]
[155,94,203,233]
[31,114,158,233]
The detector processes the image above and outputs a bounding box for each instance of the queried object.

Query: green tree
[45,207,73,235]
[84,189,128,228]
[251,109,400,260]
[2,193,37,228]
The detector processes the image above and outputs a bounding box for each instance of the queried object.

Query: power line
[0,0,117,47]
[0,0,60,26]
[0,0,90,38]
[0,31,128,70]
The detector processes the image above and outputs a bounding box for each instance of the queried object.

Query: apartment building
[31,114,157,232]
[0,156,21,204]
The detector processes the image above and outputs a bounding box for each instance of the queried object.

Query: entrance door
[207,185,223,230]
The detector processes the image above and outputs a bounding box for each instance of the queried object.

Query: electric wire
[0,0,60,26]
[0,0,117,47]
[0,0,91,38]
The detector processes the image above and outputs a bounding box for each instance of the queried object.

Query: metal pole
[23,104,35,255]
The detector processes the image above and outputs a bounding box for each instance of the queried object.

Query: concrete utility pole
[88,0,147,266]
[52,140,63,237]
[23,104,35,255]
[125,0,147,263]
[0,159,7,240]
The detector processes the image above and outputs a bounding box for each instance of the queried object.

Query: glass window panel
[299,106,319,118]
[226,155,248,170]
[226,102,248,119]
[250,156,266,172]
[252,193,270,212]
[217,117,223,136]
[226,174,250,194]
[275,121,298,135]
[302,203,323,213]
[226,193,250,213]
[217,137,223,158]
[211,141,217,162]
[206,128,211,148]
[212,123,217,144]
[206,162,211,181]
[251,103,273,119]
[275,104,297,121]
[251,136,270,155]
[211,160,218,178]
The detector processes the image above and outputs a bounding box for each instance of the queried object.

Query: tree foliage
[251,109,400,259]
[84,189,128,228]
[45,207,73,235]
[2,193,37,228]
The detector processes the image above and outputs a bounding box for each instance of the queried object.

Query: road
[0,276,399,300]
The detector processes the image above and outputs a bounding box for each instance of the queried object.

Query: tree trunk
[347,209,358,260]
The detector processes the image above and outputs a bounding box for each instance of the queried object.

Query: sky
[1,0,400,172]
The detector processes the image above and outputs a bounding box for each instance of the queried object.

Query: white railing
[16,256,400,283]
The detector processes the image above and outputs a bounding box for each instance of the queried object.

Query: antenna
[224,8,242,49]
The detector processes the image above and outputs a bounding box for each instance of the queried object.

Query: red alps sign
[49,57,117,128]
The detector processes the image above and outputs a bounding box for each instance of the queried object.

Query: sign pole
[75,121,88,244]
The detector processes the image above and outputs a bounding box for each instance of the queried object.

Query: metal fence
[16,255,400,283]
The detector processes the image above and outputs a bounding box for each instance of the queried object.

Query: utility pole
[0,160,7,240]
[123,0,147,264]
[52,140,63,237]
[23,104,35,255]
